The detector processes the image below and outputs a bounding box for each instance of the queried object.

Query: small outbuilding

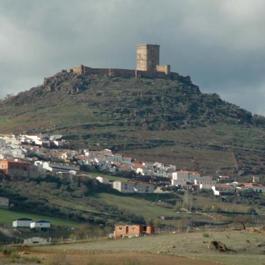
[30,220,51,229]
[12,218,32,228]
[23,237,51,246]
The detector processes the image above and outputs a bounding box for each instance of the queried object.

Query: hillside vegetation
[1,70,265,175]
[1,172,265,230]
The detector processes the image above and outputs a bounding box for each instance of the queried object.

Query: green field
[0,208,78,227]
[97,193,175,220]
[2,174,265,229]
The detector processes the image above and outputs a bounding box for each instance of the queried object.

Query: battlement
[68,65,135,77]
[68,65,177,79]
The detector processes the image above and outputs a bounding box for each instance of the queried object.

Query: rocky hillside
[1,69,265,175]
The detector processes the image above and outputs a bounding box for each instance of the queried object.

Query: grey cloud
[0,0,265,114]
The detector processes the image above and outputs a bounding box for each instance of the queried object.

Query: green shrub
[203,233,210,238]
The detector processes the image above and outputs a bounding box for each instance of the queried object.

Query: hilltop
[0,68,265,175]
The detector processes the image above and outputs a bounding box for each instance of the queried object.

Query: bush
[0,246,16,256]
[203,233,210,238]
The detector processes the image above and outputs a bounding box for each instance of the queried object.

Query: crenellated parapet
[68,65,176,79]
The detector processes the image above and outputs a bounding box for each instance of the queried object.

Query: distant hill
[1,68,265,175]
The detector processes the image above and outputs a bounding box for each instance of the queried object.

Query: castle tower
[136,44,160,72]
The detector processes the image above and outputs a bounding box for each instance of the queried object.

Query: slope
[0,69,265,175]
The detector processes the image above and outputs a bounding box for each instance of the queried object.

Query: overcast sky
[1,0,265,114]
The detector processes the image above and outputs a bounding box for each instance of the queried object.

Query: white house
[34,161,53,172]
[113,181,155,193]
[135,167,144,175]
[212,186,220,196]
[20,135,42,146]
[194,176,216,190]
[30,220,51,229]
[96,176,110,184]
[12,218,32,228]
[171,170,200,187]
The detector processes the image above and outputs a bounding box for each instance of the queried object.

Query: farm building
[113,224,155,239]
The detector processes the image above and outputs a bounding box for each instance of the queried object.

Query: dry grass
[31,230,265,265]
[32,251,219,265]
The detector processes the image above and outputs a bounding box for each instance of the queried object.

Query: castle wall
[156,65,171,75]
[68,65,177,80]
[70,65,87,75]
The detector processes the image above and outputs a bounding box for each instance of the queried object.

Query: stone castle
[136,44,170,74]
[68,44,173,79]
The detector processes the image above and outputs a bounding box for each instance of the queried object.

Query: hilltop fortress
[67,44,176,79]
[43,44,192,93]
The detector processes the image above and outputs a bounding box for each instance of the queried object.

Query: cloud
[0,0,265,115]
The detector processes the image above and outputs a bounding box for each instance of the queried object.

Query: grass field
[33,230,265,265]
[0,208,78,227]
[97,193,175,220]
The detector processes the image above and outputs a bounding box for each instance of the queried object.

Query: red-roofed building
[114,224,155,239]
[0,159,34,179]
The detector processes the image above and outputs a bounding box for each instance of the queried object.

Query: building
[171,171,216,189]
[96,176,110,184]
[23,237,51,246]
[34,161,53,173]
[136,44,170,74]
[113,181,155,193]
[20,135,42,146]
[12,218,32,228]
[49,163,80,174]
[0,159,33,179]
[132,162,145,176]
[214,184,236,194]
[194,176,216,190]
[171,170,200,187]
[136,44,160,72]
[113,224,155,239]
[30,220,51,229]
[240,183,265,193]
[0,197,9,208]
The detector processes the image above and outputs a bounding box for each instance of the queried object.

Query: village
[0,133,264,196]
[0,133,265,245]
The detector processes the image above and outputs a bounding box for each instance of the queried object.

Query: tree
[182,191,193,211]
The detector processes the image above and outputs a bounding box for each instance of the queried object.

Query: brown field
[25,251,219,265]
[3,229,264,265]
